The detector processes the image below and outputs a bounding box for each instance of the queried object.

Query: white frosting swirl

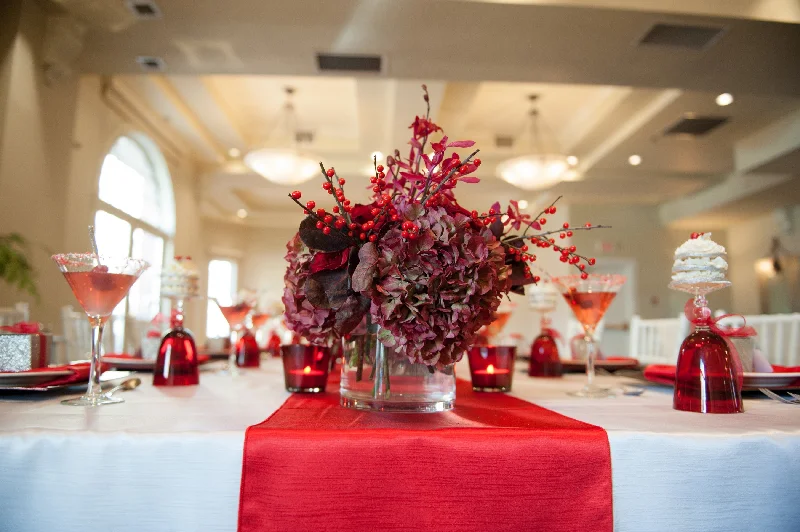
[674,233,726,257]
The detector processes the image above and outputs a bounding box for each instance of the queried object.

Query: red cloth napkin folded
[25,363,92,387]
[238,379,613,532]
[644,364,800,386]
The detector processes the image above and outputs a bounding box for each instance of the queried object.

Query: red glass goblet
[468,345,515,392]
[281,345,331,393]
[236,330,260,368]
[154,298,199,386]
[674,328,743,413]
[529,333,562,377]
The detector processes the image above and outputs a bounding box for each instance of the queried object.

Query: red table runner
[239,379,612,532]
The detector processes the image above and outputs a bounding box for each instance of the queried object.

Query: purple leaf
[352,242,378,293]
[333,295,370,336]
[305,268,351,310]
[530,221,541,231]
[299,216,352,252]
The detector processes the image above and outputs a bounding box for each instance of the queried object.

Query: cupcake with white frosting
[671,233,728,283]
[161,256,200,299]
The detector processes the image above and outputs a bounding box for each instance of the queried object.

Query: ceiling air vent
[317,53,382,73]
[495,135,514,148]
[126,0,162,19]
[664,115,729,137]
[295,131,314,144]
[136,56,166,72]
[638,23,724,50]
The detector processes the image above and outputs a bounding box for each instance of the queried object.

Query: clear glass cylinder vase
[340,326,456,413]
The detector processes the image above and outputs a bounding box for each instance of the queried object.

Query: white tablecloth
[1,358,799,532]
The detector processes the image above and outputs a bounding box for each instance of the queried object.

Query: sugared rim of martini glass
[52,253,149,273]
[551,273,627,292]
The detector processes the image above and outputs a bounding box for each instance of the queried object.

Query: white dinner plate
[561,358,639,372]
[101,356,155,371]
[744,372,800,389]
[0,369,73,386]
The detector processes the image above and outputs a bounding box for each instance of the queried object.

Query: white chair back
[717,313,800,366]
[0,307,26,328]
[61,306,90,362]
[629,314,684,365]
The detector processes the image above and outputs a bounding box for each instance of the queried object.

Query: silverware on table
[760,388,800,404]
[104,377,141,397]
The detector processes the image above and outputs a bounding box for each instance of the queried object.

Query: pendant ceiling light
[497,95,577,191]
[244,87,319,186]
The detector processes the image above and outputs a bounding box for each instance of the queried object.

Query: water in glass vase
[340,326,455,413]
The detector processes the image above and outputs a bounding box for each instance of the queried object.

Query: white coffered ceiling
[56,0,800,228]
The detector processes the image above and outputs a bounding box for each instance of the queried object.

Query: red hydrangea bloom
[355,204,510,367]
[282,233,337,344]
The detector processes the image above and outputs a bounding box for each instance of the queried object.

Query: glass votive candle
[281,345,331,393]
[468,345,516,392]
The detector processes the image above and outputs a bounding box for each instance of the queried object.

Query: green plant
[0,233,38,299]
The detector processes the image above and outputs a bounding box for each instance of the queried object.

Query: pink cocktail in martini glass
[552,273,626,398]
[53,253,149,406]
[216,302,253,373]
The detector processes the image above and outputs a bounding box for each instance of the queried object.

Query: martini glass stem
[584,330,596,389]
[228,327,239,375]
[88,317,105,398]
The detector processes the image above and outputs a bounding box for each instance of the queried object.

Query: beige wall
[0,0,78,330]
[727,206,800,314]
[0,1,206,338]
[568,203,732,319]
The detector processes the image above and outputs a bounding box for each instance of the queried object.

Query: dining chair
[716,313,800,366]
[628,314,684,365]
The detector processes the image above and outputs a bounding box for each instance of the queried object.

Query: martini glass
[216,301,253,374]
[553,274,626,398]
[52,253,149,406]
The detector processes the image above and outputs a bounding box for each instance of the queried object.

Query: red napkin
[25,363,92,387]
[643,364,800,386]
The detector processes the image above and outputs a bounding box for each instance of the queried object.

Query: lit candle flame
[303,366,311,375]
[487,364,495,374]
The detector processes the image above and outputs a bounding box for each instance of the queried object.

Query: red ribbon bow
[541,327,563,342]
[0,321,42,334]
[683,299,757,338]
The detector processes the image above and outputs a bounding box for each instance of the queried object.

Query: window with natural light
[207,259,238,338]
[95,135,174,353]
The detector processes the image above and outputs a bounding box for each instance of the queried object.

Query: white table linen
[1,357,799,532]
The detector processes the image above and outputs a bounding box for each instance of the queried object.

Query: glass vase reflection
[154,298,199,386]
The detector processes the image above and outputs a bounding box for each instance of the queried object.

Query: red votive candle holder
[468,345,515,392]
[281,345,331,393]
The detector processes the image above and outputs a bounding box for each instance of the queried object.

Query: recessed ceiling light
[228,148,241,158]
[628,154,642,166]
[371,151,384,163]
[517,200,529,209]
[237,209,248,219]
[566,155,578,166]
[715,93,734,106]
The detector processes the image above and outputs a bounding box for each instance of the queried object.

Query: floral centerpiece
[283,86,604,412]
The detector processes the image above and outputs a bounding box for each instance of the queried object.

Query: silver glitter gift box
[0,332,52,372]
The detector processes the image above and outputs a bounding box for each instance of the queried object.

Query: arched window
[95,134,175,352]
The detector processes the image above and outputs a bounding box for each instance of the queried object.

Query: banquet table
[1,358,799,532]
